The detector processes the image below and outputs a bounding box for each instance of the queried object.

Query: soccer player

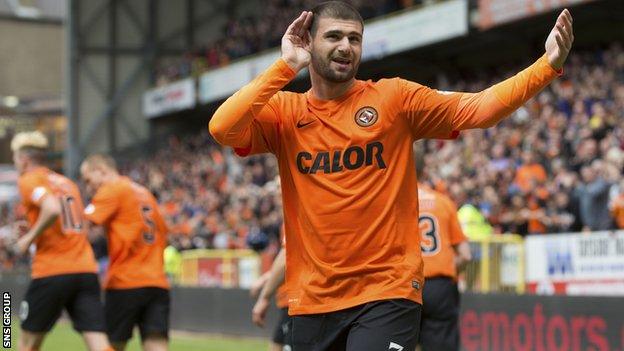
[416,159,471,351]
[11,131,111,351]
[209,1,573,349]
[251,248,290,351]
[80,154,170,351]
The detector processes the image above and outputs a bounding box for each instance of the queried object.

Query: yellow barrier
[463,234,525,294]
[179,249,261,288]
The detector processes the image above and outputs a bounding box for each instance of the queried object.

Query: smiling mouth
[331,58,352,70]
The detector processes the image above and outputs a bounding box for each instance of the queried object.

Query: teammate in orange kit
[416,157,471,351]
[11,131,111,351]
[80,154,170,351]
[251,248,289,351]
[209,1,573,349]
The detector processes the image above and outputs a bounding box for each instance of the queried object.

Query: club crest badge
[354,106,378,127]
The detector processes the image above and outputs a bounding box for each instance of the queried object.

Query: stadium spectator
[514,151,548,194]
[610,178,624,229]
[575,162,613,231]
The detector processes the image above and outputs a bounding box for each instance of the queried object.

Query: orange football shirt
[85,176,169,290]
[276,228,288,309]
[18,167,97,278]
[418,184,467,280]
[210,55,560,315]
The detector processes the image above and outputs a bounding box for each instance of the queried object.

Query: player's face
[13,151,26,174]
[80,165,103,193]
[311,17,362,83]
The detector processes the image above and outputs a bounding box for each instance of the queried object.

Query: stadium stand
[153,0,419,86]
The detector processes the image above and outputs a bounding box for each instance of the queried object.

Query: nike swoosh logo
[389,342,404,351]
[296,120,316,128]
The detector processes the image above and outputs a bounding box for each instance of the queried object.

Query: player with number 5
[81,154,170,351]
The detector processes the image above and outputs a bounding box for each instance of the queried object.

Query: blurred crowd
[421,42,624,237]
[154,0,418,86]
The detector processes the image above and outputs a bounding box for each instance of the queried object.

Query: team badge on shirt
[354,106,378,127]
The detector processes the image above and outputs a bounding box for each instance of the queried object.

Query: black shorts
[419,277,460,351]
[20,273,106,333]
[291,299,421,351]
[272,307,291,345]
[105,287,170,343]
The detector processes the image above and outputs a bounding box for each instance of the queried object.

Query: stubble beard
[311,51,359,83]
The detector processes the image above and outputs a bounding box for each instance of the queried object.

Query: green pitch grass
[9,322,268,350]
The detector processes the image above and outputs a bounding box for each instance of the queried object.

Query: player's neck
[104,172,120,183]
[22,163,45,174]
[309,74,356,101]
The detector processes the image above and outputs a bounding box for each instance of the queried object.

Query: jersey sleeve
[84,185,119,226]
[234,95,283,157]
[452,54,561,130]
[400,54,560,139]
[398,78,461,140]
[210,59,295,156]
[18,175,50,208]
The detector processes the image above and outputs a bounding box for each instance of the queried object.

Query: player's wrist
[280,56,303,73]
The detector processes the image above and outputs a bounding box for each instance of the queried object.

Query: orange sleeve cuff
[274,58,298,80]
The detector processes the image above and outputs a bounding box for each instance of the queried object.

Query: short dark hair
[310,1,364,36]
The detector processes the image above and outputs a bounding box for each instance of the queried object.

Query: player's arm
[446,196,471,272]
[84,186,119,232]
[86,224,106,243]
[453,10,573,129]
[14,194,61,255]
[252,248,286,327]
[453,241,472,272]
[208,12,312,149]
[405,10,573,138]
[250,271,270,298]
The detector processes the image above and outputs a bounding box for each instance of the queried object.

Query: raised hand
[545,9,574,70]
[281,11,314,72]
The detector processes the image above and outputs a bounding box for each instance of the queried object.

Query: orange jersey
[612,194,624,229]
[276,226,288,309]
[18,167,97,278]
[85,176,169,290]
[210,55,559,315]
[276,284,289,309]
[514,163,547,192]
[418,184,467,280]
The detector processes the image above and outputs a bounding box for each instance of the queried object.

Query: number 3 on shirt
[140,205,156,244]
[419,213,441,256]
[59,195,84,233]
